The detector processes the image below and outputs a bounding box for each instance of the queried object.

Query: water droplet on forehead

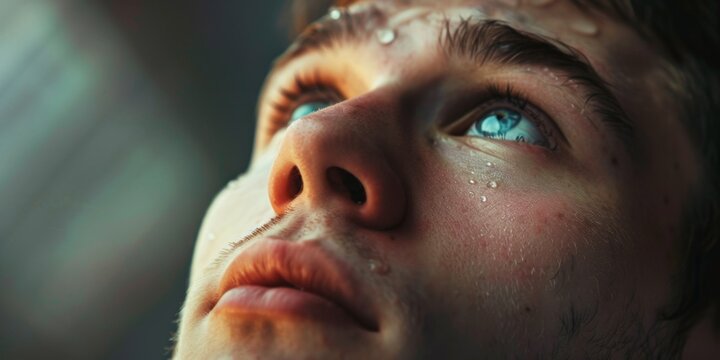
[376,28,396,45]
[487,180,498,188]
[469,179,476,184]
[529,0,556,6]
[480,195,488,202]
[569,18,599,36]
[328,6,342,20]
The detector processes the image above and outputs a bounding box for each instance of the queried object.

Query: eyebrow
[276,7,386,66]
[273,10,634,150]
[442,18,634,147]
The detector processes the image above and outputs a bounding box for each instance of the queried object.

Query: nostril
[288,166,303,200]
[326,167,366,205]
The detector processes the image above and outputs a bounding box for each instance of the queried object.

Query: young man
[174,0,719,358]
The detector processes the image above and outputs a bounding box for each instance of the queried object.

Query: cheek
[191,133,288,276]
[435,188,589,281]
[190,162,277,280]
[420,183,625,338]
[416,144,623,311]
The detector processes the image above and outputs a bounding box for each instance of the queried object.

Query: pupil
[494,110,519,132]
[478,109,520,135]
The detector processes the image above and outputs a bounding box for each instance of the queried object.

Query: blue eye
[467,108,549,147]
[290,101,332,122]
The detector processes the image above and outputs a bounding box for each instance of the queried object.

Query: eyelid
[443,87,561,151]
[265,73,345,134]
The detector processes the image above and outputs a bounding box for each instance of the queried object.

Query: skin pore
[174,0,706,358]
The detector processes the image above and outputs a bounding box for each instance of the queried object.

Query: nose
[268,101,407,230]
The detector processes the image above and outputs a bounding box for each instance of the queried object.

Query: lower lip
[214,285,361,328]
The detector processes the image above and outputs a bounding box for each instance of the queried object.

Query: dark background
[0,0,290,358]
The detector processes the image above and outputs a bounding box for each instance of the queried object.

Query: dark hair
[288,0,720,338]
[592,0,720,335]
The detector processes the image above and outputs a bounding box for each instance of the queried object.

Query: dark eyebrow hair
[272,11,634,151]
[275,7,386,68]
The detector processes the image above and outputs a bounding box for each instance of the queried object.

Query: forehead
[347,0,602,35]
[267,0,658,118]
[282,0,655,84]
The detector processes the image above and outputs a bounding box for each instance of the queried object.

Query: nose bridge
[268,93,407,230]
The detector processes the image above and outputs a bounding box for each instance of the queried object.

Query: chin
[174,318,387,360]
[173,294,395,360]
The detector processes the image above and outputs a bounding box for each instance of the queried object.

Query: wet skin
[175,0,701,358]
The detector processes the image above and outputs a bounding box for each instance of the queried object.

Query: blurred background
[0,0,291,358]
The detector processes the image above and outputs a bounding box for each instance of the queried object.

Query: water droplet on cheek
[487,181,499,188]
[376,28,396,45]
[369,259,390,275]
[486,161,494,167]
[469,179,476,184]
[480,195,488,202]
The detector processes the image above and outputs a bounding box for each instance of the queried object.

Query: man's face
[175,0,698,358]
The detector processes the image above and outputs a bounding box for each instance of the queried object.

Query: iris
[290,101,332,122]
[468,108,548,147]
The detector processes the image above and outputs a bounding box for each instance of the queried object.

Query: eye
[467,108,550,148]
[265,73,343,137]
[290,101,333,122]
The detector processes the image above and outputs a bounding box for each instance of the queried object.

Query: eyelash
[268,72,342,133]
[484,83,529,110]
[455,84,558,149]
[266,75,557,150]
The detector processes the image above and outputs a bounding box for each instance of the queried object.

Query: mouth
[213,238,379,332]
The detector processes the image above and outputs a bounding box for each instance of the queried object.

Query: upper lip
[216,238,379,332]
